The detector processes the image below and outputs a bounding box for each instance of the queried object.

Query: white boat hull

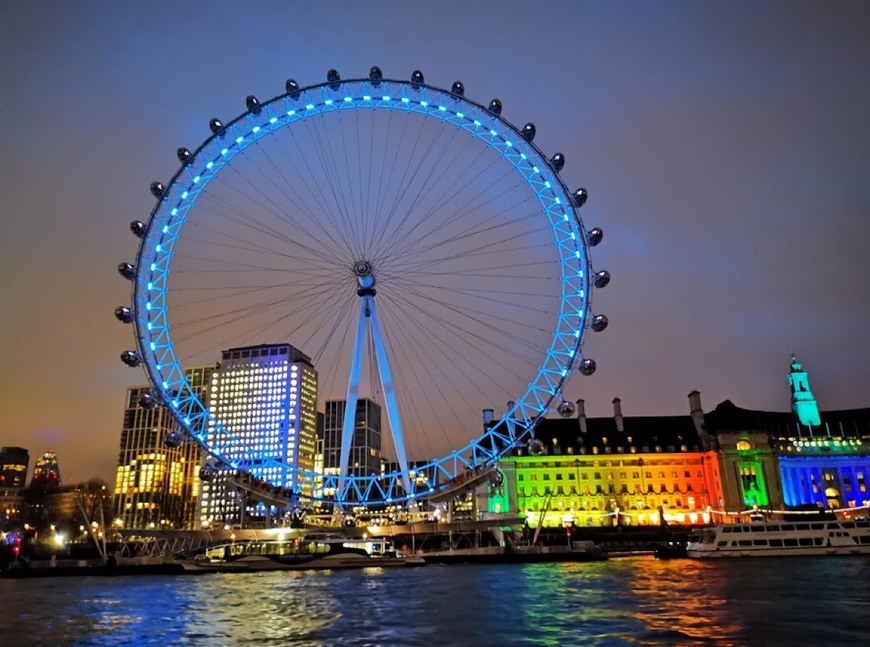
[687,519,870,559]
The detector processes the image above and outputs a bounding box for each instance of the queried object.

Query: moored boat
[686,518,870,558]
[178,533,425,572]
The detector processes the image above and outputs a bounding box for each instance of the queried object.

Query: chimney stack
[688,390,713,450]
[688,390,702,415]
[612,397,624,432]
[576,399,587,434]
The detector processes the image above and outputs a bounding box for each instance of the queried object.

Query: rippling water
[2,557,869,646]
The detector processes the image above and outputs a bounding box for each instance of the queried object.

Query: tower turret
[789,355,821,427]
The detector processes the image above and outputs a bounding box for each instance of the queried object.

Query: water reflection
[2,558,869,646]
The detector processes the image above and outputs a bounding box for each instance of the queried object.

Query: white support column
[338,298,369,500]
[368,298,411,494]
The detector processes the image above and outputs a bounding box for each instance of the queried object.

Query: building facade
[321,398,382,480]
[0,447,29,488]
[31,451,60,486]
[488,358,869,527]
[200,344,317,527]
[488,397,721,526]
[113,366,212,530]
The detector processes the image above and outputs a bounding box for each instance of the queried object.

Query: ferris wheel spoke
[371,139,494,263]
[371,126,466,259]
[384,245,552,284]
[375,306,471,458]
[375,151,522,265]
[388,296,540,379]
[279,126,361,260]
[384,191,537,270]
[390,277,557,328]
[385,219,542,279]
[381,289,534,386]
[306,115,364,258]
[252,138,359,261]
[368,115,449,260]
[197,175,347,270]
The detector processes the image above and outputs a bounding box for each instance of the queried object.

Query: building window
[736,440,752,451]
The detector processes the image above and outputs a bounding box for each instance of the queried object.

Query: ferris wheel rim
[129,73,594,507]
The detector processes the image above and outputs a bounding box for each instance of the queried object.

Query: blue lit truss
[131,77,595,508]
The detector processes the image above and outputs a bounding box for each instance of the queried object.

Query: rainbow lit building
[488,396,721,526]
[489,357,869,526]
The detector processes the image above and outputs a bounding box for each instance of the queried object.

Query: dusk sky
[2,1,869,484]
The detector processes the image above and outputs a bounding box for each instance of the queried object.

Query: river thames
[2,556,868,646]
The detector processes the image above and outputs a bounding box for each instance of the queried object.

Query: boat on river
[178,533,425,572]
[686,518,870,558]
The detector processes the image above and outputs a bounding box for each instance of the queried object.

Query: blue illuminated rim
[132,77,593,507]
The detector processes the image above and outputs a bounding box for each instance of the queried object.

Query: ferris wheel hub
[354,260,376,293]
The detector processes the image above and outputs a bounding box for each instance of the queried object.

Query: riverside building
[488,357,869,527]
[488,396,722,526]
[0,447,29,488]
[199,344,318,528]
[113,366,212,530]
[32,451,61,486]
[318,398,382,500]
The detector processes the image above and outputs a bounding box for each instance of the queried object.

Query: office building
[0,447,29,487]
[113,366,212,529]
[199,344,317,527]
[32,451,61,486]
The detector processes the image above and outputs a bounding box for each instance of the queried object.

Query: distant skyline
[2,1,869,484]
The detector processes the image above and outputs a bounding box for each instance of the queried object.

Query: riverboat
[178,533,425,572]
[686,518,870,558]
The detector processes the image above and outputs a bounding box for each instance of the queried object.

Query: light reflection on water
[2,557,869,646]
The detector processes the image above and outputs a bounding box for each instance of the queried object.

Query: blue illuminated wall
[778,451,870,508]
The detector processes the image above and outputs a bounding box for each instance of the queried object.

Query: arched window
[736,440,752,452]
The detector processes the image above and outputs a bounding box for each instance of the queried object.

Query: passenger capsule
[411,70,424,88]
[594,270,611,289]
[550,153,565,172]
[528,438,545,456]
[450,81,464,96]
[114,306,133,324]
[176,147,192,164]
[138,392,158,409]
[208,118,224,136]
[521,123,536,142]
[199,463,218,481]
[150,182,165,199]
[587,227,603,246]
[489,470,504,488]
[120,350,141,367]
[487,98,502,116]
[591,314,609,332]
[163,430,183,448]
[573,188,588,208]
[327,68,341,90]
[578,358,597,376]
[117,262,136,280]
[285,79,301,99]
[130,220,146,238]
[369,66,383,83]
[557,400,576,418]
[245,95,261,113]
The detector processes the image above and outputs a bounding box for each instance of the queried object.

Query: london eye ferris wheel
[116,67,610,508]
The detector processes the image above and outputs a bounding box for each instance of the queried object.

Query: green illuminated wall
[736,460,769,506]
